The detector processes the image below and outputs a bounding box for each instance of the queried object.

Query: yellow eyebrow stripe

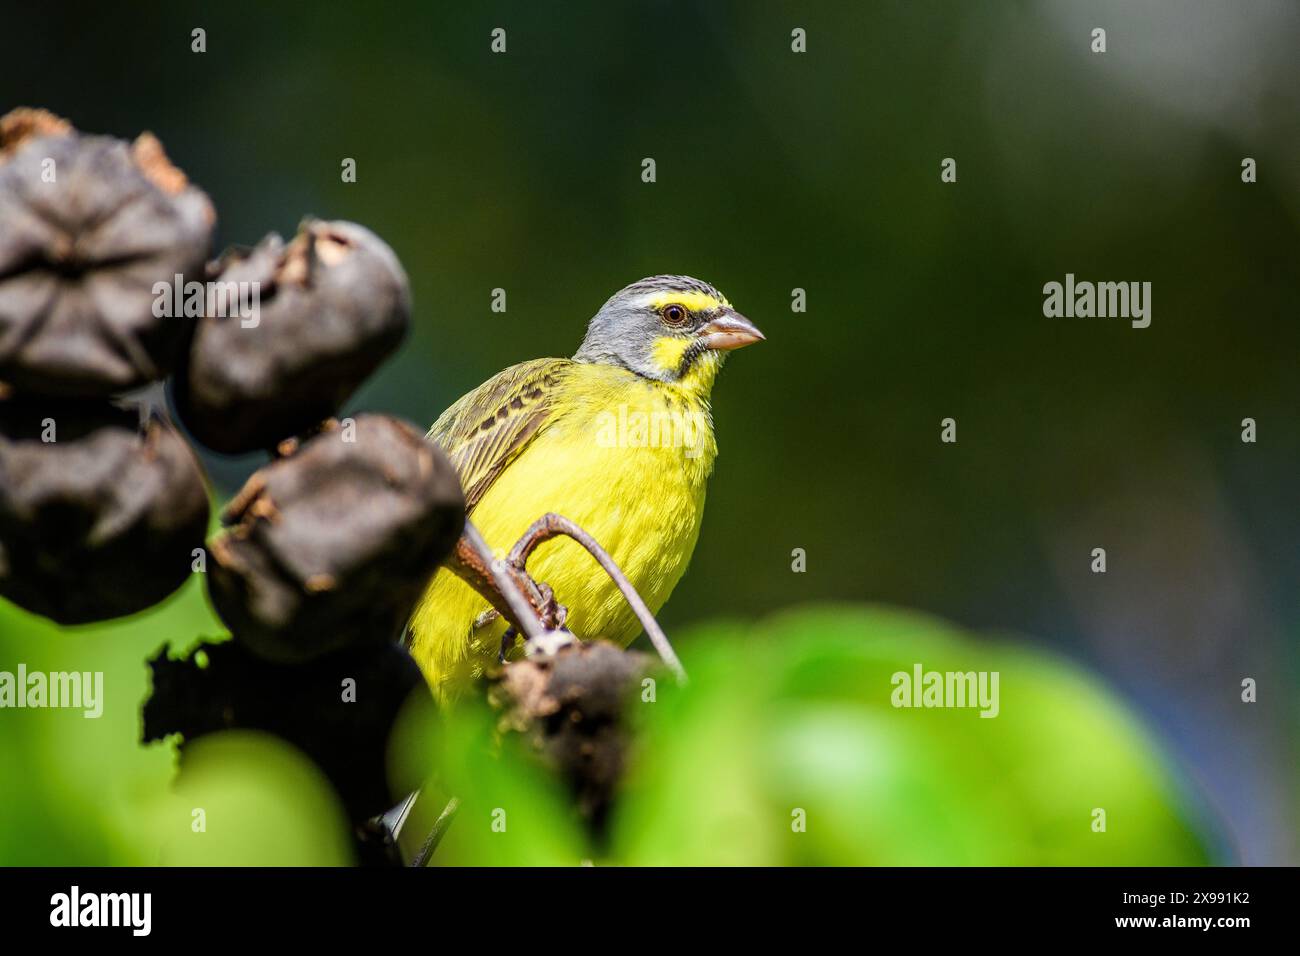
[645,290,731,313]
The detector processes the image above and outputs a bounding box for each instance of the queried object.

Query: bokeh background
[1,1,1296,864]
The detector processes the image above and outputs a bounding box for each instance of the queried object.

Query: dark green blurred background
[2,1,1296,864]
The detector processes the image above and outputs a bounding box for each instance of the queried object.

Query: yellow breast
[408,363,717,699]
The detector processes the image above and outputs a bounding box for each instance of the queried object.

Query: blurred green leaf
[0,578,223,865]
[400,694,590,866]
[153,730,354,866]
[610,604,1213,866]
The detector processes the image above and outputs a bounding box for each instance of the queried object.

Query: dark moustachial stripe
[675,338,710,379]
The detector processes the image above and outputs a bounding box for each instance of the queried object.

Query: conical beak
[697,310,765,351]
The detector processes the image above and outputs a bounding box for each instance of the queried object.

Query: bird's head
[574,275,763,392]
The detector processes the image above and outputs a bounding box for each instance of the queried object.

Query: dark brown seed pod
[0,108,215,397]
[490,641,655,835]
[207,414,464,662]
[0,393,210,624]
[175,220,411,454]
[143,638,436,826]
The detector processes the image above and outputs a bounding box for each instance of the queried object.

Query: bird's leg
[533,580,567,630]
[470,608,514,664]
[497,626,517,664]
[517,581,574,657]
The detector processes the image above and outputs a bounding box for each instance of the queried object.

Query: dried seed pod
[0,109,215,396]
[491,641,655,833]
[0,394,210,623]
[208,414,464,662]
[175,220,411,454]
[143,638,436,825]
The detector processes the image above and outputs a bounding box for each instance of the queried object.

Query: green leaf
[611,604,1213,866]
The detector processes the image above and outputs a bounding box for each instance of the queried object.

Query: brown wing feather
[428,358,572,511]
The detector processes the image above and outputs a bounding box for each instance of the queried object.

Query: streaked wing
[428,358,571,511]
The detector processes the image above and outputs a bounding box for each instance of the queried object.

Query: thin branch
[507,512,687,684]
[458,520,548,643]
[405,513,686,865]
[411,797,460,868]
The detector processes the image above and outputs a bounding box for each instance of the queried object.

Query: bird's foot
[497,626,518,664]
[523,581,574,657]
[534,581,568,631]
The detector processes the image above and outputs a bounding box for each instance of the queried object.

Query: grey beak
[697,310,765,351]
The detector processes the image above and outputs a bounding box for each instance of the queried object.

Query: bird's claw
[497,626,517,664]
[534,581,567,630]
[491,580,569,665]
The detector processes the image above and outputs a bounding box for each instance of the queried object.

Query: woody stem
[506,512,687,684]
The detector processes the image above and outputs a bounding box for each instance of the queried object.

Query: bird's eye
[662,304,689,327]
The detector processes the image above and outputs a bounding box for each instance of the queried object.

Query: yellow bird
[406,275,763,701]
